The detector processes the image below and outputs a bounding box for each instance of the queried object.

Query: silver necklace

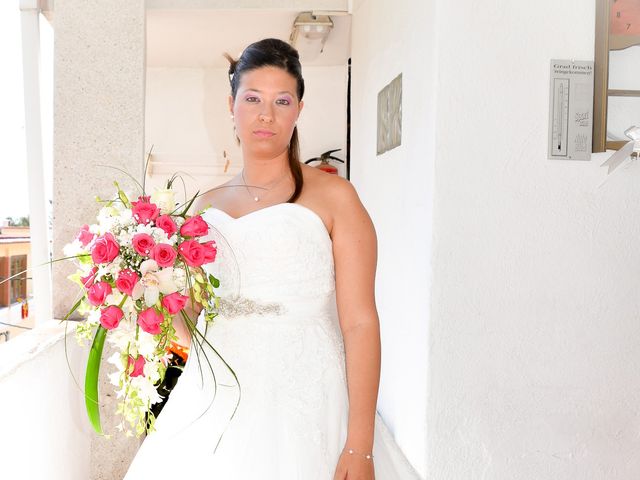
[241,168,289,202]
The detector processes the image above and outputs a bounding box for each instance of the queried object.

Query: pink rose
[80,266,98,288]
[151,243,177,268]
[87,281,112,306]
[99,305,123,330]
[90,233,120,264]
[115,269,139,296]
[178,240,205,267]
[77,224,95,247]
[131,196,160,225]
[137,307,163,335]
[156,215,177,237]
[131,233,156,257]
[180,215,209,238]
[161,292,189,315]
[202,240,217,264]
[127,355,145,377]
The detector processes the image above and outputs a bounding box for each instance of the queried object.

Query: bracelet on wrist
[345,448,374,460]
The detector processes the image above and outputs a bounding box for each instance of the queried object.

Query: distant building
[0,226,31,307]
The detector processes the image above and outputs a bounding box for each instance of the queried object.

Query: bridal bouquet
[63,181,221,437]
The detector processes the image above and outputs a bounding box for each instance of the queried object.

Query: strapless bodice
[201,203,335,320]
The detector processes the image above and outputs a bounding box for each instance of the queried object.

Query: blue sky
[0,4,53,221]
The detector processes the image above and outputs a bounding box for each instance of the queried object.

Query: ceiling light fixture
[289,12,334,60]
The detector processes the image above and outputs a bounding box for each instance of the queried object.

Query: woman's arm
[173,304,200,349]
[331,178,381,456]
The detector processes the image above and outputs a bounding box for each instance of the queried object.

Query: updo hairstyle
[225,38,305,203]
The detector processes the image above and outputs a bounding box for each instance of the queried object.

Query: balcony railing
[0,320,139,479]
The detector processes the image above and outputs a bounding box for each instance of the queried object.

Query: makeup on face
[230,67,303,153]
[240,90,296,107]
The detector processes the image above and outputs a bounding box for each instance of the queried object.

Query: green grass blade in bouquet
[85,325,107,434]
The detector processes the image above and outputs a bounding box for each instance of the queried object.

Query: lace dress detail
[124,203,421,480]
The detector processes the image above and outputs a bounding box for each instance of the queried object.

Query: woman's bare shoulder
[301,164,356,199]
[299,164,367,235]
[309,164,360,201]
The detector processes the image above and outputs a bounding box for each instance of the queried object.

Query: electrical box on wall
[548,59,594,160]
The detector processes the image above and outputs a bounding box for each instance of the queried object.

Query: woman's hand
[332,449,375,480]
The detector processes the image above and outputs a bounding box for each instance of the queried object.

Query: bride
[124,38,419,480]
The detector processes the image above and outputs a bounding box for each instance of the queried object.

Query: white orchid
[131,259,178,307]
[137,330,158,358]
[172,267,187,291]
[131,376,163,405]
[105,317,137,351]
[142,359,162,384]
[107,351,125,371]
[86,308,101,325]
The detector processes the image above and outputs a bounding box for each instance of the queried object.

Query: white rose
[151,188,176,215]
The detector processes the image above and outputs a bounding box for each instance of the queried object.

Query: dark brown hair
[225,38,305,203]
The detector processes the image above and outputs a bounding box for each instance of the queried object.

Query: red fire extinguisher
[21,299,29,319]
[305,149,345,175]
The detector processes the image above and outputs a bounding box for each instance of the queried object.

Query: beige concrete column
[52,0,146,316]
[52,1,146,479]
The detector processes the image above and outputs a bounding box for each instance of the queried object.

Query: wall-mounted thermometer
[548,59,593,161]
[552,78,569,157]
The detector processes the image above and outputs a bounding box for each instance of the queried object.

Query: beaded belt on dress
[217,295,286,318]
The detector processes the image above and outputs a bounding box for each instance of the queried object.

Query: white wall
[298,66,349,176]
[350,0,434,476]
[0,323,91,480]
[429,0,640,478]
[145,65,348,198]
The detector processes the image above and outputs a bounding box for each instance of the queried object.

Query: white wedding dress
[124,203,420,479]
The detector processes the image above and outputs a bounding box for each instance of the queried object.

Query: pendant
[254,197,259,202]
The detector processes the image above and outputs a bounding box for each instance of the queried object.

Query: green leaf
[67,271,85,289]
[78,254,93,266]
[208,274,220,288]
[62,297,84,321]
[115,181,132,208]
[85,325,107,435]
[178,190,200,217]
[77,298,92,315]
